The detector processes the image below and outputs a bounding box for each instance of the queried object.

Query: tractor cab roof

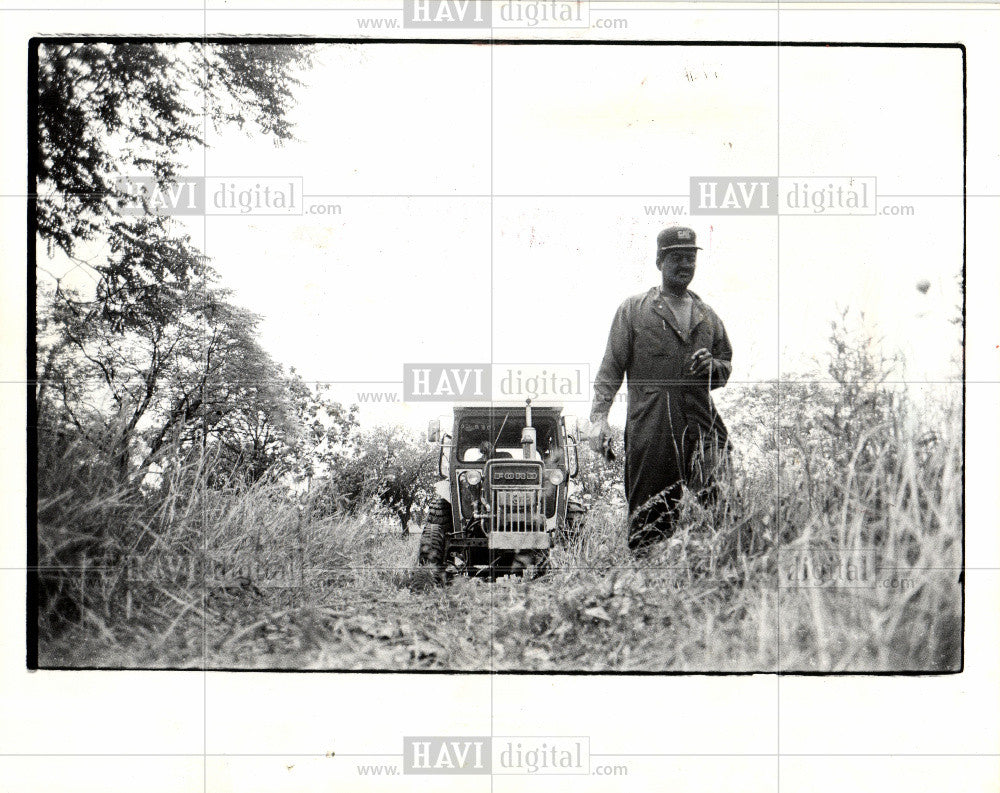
[452,401,565,417]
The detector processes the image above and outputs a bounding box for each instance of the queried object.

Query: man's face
[659,249,697,291]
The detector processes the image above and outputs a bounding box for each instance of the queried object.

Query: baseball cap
[657,226,702,251]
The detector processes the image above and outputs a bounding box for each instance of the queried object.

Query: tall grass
[36,327,962,671]
[37,439,394,667]
[540,386,960,671]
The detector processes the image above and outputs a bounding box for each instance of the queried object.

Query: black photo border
[26,36,967,676]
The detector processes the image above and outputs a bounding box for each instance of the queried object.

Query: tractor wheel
[415,498,450,583]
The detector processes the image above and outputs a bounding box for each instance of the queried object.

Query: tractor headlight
[547,468,565,486]
[464,469,482,487]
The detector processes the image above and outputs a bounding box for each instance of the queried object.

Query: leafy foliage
[35,42,338,489]
[315,426,437,534]
[37,42,310,255]
[576,426,626,506]
[36,42,312,348]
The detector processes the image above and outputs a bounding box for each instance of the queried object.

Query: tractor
[417,400,586,580]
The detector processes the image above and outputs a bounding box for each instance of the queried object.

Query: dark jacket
[591,287,732,516]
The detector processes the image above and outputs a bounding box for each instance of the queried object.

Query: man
[588,226,732,552]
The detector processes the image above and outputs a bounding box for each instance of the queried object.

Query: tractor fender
[433,479,451,503]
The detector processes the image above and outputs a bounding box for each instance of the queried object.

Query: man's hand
[587,416,612,457]
[689,347,714,376]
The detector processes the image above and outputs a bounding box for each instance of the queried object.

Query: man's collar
[647,287,707,341]
[651,286,704,300]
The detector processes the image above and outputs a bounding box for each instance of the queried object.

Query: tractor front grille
[490,488,544,533]
[485,460,546,542]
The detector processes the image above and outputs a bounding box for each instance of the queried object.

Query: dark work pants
[625,426,729,552]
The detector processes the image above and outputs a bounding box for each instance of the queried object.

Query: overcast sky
[46,42,964,430]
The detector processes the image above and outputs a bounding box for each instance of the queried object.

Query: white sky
[46,43,964,430]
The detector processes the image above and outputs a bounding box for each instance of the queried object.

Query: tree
[281,377,359,487]
[322,426,437,534]
[37,42,310,254]
[36,42,313,338]
[39,273,278,477]
[34,42,321,486]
